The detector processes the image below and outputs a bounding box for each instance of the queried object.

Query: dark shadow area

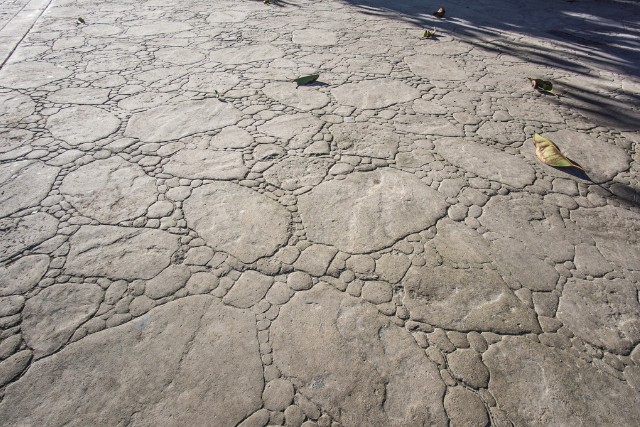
[554,165,591,181]
[301,81,329,87]
[335,0,640,78]
[329,0,640,131]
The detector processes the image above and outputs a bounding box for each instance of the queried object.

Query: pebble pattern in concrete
[0,0,639,425]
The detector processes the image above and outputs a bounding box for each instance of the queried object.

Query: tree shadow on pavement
[335,0,640,130]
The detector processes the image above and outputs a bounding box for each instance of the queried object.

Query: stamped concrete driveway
[0,0,639,425]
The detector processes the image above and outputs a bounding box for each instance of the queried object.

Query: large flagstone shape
[262,82,330,111]
[124,99,242,143]
[402,265,540,333]
[183,182,290,263]
[60,157,157,224]
[557,278,640,355]
[331,79,420,109]
[484,336,640,426]
[0,160,59,218]
[210,45,284,64]
[0,213,58,262]
[0,296,264,426]
[570,206,640,270]
[47,106,120,145]
[271,285,447,426]
[65,226,180,280]
[331,122,399,159]
[434,138,535,188]
[257,113,323,149]
[0,62,71,89]
[0,91,35,125]
[163,149,248,180]
[298,169,447,253]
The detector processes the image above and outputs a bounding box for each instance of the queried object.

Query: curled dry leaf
[529,77,559,97]
[293,74,319,86]
[533,133,586,172]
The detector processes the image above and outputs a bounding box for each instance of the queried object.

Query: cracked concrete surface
[0,0,639,425]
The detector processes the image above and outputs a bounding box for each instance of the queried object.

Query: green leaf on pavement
[423,28,436,38]
[294,74,319,86]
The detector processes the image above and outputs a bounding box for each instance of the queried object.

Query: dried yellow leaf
[533,133,585,172]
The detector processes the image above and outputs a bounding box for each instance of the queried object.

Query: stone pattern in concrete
[0,0,639,425]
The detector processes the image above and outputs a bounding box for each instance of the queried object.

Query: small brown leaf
[433,7,445,18]
[533,133,585,172]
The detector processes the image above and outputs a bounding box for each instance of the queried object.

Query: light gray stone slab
[403,265,540,333]
[23,283,103,358]
[126,21,192,36]
[257,113,323,149]
[263,156,332,191]
[145,264,192,299]
[47,106,120,145]
[331,122,399,159]
[263,82,330,111]
[447,349,489,388]
[298,169,447,253]
[395,115,464,137]
[292,29,338,46]
[434,138,535,188]
[272,284,447,426]
[184,71,240,93]
[47,88,110,105]
[375,253,411,284]
[490,237,560,291]
[155,47,205,65]
[210,126,253,149]
[0,350,31,388]
[444,387,489,427]
[479,194,576,263]
[183,182,290,263]
[0,129,32,155]
[571,206,640,270]
[0,254,49,296]
[210,44,284,64]
[60,157,157,224]
[0,296,263,426]
[331,79,420,109]
[118,91,175,111]
[65,226,180,280]
[433,220,491,265]
[405,55,467,81]
[485,336,640,426]
[0,160,59,218]
[293,244,337,277]
[0,213,58,262]
[0,61,71,89]
[557,278,640,355]
[223,270,273,308]
[0,91,35,125]
[206,11,248,23]
[82,24,122,36]
[163,149,248,180]
[124,99,241,143]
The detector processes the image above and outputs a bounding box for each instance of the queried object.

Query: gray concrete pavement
[0,0,639,425]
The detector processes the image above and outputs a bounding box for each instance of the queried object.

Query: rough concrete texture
[0,0,639,425]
